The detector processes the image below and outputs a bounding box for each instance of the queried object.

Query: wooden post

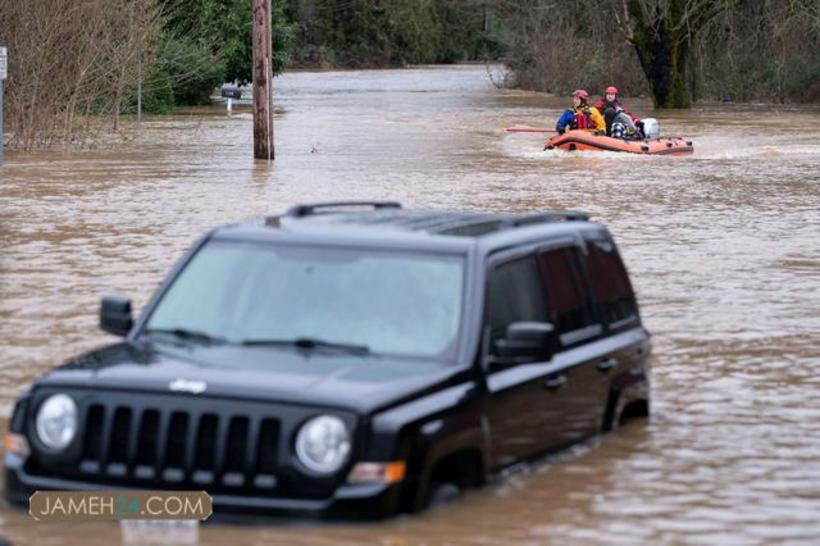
[252,0,274,160]
[0,47,7,167]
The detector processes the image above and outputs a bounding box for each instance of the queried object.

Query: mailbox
[220,86,242,99]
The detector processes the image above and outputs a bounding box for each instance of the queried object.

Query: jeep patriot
[4,201,651,518]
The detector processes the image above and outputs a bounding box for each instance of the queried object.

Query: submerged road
[1,64,819,545]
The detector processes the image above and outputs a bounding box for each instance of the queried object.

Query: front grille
[75,405,281,491]
[28,392,342,499]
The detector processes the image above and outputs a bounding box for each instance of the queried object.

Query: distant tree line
[491,0,820,107]
[0,0,492,148]
[284,0,495,67]
[1,0,817,148]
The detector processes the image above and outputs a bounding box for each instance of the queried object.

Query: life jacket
[570,105,594,130]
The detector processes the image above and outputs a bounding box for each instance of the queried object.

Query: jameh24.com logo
[29,491,212,521]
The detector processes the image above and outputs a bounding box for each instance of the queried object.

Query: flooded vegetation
[1,65,819,544]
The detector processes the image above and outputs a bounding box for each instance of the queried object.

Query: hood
[35,341,462,414]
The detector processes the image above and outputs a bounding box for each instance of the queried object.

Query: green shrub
[142,66,176,115]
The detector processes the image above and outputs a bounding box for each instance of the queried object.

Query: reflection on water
[1,65,819,545]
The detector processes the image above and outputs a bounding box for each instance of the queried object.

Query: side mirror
[100,295,133,337]
[493,321,555,363]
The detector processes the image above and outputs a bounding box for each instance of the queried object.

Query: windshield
[142,241,465,360]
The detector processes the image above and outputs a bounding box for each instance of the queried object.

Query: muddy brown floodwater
[1,65,819,545]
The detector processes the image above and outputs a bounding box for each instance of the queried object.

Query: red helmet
[605,86,619,95]
[572,89,589,101]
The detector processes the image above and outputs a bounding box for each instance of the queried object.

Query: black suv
[4,201,650,518]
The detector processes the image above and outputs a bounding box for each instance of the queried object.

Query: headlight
[295,415,351,474]
[35,394,78,450]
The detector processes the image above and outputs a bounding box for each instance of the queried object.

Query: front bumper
[4,453,403,519]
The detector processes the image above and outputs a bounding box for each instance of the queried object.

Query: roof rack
[504,210,589,228]
[284,201,402,218]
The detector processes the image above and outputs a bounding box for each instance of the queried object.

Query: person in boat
[609,107,643,140]
[594,86,643,140]
[555,89,605,135]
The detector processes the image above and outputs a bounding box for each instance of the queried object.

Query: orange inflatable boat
[545,130,694,156]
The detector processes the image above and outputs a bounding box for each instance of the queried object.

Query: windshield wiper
[240,337,371,355]
[142,327,228,345]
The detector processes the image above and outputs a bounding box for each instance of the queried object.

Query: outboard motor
[641,118,660,139]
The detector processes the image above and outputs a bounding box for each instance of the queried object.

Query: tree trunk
[630,15,691,108]
[689,41,701,103]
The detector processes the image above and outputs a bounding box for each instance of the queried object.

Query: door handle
[598,357,618,372]
[543,375,567,390]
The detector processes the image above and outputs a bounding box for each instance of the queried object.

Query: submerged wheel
[426,482,462,508]
[416,449,484,512]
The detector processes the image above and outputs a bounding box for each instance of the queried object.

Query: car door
[580,236,647,426]
[536,243,606,444]
[482,251,572,468]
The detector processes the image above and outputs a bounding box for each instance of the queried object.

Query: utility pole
[252,0,274,160]
[137,50,142,122]
[0,47,6,167]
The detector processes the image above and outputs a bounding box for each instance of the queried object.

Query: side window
[537,247,596,339]
[485,256,548,356]
[584,239,639,330]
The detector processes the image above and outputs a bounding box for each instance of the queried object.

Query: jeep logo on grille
[169,378,207,394]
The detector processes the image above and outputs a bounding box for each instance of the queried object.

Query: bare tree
[491,0,647,96]
[0,0,161,150]
[695,0,820,102]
